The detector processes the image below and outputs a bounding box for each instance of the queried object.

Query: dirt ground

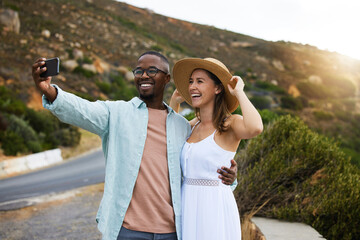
[0,182,265,240]
[0,183,104,240]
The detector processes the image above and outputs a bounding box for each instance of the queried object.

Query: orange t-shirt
[123,108,175,233]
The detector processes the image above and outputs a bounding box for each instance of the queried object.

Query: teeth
[191,94,201,97]
[141,84,152,87]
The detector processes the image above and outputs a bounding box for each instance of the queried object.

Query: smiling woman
[170,57,263,240]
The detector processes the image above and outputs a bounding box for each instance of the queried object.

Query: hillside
[1,0,360,163]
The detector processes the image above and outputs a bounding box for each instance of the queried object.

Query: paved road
[252,217,325,240]
[0,149,105,209]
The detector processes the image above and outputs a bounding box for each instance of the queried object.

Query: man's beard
[139,92,154,100]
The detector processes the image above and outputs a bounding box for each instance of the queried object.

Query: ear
[165,74,171,84]
[215,85,222,95]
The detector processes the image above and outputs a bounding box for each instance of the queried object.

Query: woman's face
[188,69,220,109]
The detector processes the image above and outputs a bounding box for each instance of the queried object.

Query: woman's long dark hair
[194,69,230,133]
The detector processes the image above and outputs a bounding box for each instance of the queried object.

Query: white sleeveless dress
[181,129,241,240]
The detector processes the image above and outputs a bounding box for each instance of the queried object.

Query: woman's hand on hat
[170,89,185,113]
[228,76,245,96]
[171,89,185,104]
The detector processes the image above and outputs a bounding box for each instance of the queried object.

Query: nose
[141,70,150,78]
[189,82,197,91]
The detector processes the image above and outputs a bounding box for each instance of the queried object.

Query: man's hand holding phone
[32,57,59,103]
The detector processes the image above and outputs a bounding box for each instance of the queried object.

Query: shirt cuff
[42,84,62,110]
[230,178,238,191]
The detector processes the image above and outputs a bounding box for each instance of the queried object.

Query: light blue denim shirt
[43,85,191,240]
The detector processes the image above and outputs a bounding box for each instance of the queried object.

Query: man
[32,51,237,240]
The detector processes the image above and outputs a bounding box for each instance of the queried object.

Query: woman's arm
[170,89,200,128]
[169,89,184,113]
[228,76,263,140]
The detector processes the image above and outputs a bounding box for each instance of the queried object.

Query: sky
[119,0,360,60]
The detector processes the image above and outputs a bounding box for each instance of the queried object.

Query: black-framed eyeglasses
[132,67,168,78]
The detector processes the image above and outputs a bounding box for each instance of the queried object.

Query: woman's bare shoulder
[225,114,243,125]
[189,117,200,127]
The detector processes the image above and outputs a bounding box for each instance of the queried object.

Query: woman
[170,58,263,240]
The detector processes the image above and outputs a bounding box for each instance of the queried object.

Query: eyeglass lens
[133,67,161,77]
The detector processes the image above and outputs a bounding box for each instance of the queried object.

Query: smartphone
[40,57,60,77]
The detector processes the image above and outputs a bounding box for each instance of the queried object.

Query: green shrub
[258,109,279,125]
[0,86,26,115]
[54,125,81,147]
[313,110,334,121]
[169,42,187,54]
[96,81,112,94]
[1,115,42,155]
[297,96,309,108]
[234,71,246,78]
[0,130,27,155]
[7,115,39,144]
[342,147,360,168]
[3,2,20,11]
[82,56,93,64]
[235,115,360,240]
[296,81,332,99]
[26,140,42,153]
[109,74,137,101]
[334,110,352,122]
[249,96,271,110]
[24,109,65,149]
[151,45,163,52]
[184,111,195,121]
[25,109,58,134]
[0,86,82,154]
[254,81,286,94]
[73,66,96,78]
[280,96,303,110]
[66,48,74,59]
[77,57,93,65]
[116,16,138,30]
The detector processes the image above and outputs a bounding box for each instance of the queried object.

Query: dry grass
[241,213,266,240]
[241,198,270,240]
[60,128,102,160]
[0,149,18,162]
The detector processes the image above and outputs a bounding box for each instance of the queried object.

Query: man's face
[134,54,170,101]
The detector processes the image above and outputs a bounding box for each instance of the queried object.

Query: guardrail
[0,149,63,178]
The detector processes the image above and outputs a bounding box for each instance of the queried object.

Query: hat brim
[173,58,239,113]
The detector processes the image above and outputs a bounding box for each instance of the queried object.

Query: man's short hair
[139,51,170,73]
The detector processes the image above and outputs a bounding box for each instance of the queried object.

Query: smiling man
[31,51,237,240]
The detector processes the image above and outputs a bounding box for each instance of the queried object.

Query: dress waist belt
[184,178,219,186]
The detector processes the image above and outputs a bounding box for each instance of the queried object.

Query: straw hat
[173,58,239,113]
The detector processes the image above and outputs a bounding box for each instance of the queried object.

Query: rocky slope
[1,0,360,161]
[1,0,360,100]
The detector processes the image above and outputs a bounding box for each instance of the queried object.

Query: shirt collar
[130,97,174,114]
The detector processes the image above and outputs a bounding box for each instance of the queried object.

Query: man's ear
[165,74,171,84]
